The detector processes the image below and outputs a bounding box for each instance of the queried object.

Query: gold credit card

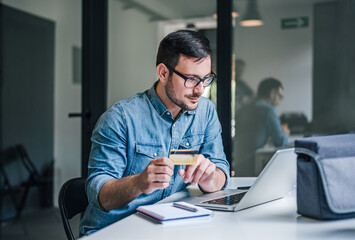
[169,149,198,165]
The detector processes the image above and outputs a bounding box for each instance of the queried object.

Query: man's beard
[165,76,201,111]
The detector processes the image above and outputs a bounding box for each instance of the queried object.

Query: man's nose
[193,81,205,95]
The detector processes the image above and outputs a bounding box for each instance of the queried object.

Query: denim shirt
[79,82,230,236]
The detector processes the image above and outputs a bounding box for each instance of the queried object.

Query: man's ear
[156,63,169,83]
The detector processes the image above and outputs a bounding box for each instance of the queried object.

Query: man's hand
[137,157,174,194]
[178,154,226,193]
[281,123,290,136]
[99,157,173,210]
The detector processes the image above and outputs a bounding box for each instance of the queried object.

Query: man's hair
[156,30,212,70]
[257,77,283,99]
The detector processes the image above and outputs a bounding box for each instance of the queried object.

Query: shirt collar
[147,81,196,117]
[257,98,273,108]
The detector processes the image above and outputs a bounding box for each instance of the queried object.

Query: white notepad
[136,202,213,225]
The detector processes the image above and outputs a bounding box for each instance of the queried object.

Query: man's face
[270,87,284,107]
[165,55,211,111]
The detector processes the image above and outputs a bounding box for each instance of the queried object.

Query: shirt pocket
[130,143,164,175]
[179,134,204,151]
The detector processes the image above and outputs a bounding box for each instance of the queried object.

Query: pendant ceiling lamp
[240,0,263,27]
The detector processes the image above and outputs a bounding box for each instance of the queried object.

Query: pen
[173,202,198,212]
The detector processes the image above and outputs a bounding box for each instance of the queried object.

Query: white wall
[107,0,159,107]
[235,2,313,121]
[3,0,82,207]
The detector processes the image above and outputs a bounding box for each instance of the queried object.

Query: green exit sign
[281,17,309,30]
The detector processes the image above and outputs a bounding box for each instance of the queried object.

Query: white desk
[81,178,355,240]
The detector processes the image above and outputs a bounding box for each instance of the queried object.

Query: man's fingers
[191,160,216,185]
[152,182,169,189]
[182,155,216,185]
[182,154,204,182]
[145,165,172,182]
[145,158,174,175]
[142,172,171,193]
[153,157,174,169]
[190,161,209,185]
[183,165,197,183]
[154,166,174,176]
[151,173,171,183]
[139,157,174,194]
[199,163,216,183]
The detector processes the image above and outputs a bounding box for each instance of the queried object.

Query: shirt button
[185,142,190,147]
[167,112,171,115]
[153,153,157,157]
[173,124,176,127]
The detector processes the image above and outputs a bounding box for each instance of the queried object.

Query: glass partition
[232,0,355,177]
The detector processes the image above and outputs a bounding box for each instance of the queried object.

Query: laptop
[182,148,297,212]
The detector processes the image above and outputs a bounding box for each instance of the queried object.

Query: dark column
[217,0,232,170]
[82,0,108,177]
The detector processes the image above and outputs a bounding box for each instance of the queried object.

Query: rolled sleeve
[86,174,114,211]
[216,166,230,189]
[86,105,128,211]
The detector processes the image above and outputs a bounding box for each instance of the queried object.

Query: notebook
[136,202,213,225]
[182,148,297,212]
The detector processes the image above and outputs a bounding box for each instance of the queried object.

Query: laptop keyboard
[202,191,247,205]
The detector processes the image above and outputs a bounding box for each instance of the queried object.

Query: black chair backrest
[58,177,88,240]
[0,146,22,221]
[0,146,19,166]
[16,144,41,179]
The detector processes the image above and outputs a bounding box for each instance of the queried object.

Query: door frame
[81,0,108,177]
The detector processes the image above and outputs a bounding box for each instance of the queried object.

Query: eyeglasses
[165,64,217,89]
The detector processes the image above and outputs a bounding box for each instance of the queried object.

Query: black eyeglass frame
[165,64,217,89]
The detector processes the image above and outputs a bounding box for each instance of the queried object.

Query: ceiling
[115,0,333,21]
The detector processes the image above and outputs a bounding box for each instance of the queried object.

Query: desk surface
[81,178,355,240]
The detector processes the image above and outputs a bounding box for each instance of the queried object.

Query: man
[233,78,289,177]
[79,30,230,236]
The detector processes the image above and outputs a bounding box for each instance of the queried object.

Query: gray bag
[295,134,355,220]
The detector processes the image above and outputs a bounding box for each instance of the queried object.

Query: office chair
[15,144,53,209]
[58,177,88,240]
[0,146,23,221]
[1,144,51,222]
